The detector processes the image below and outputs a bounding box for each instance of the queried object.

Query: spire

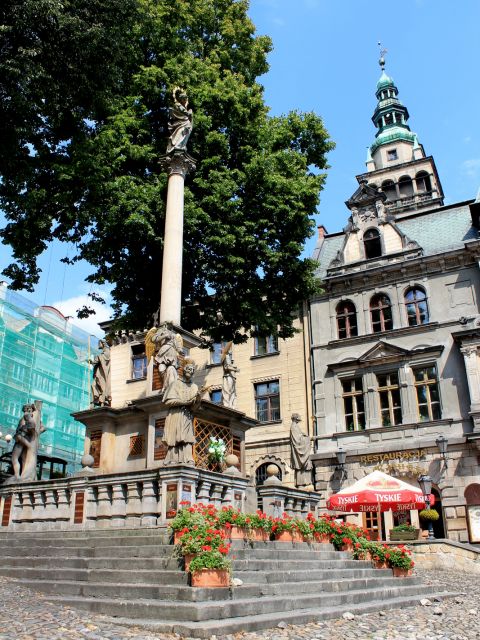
[369,47,416,159]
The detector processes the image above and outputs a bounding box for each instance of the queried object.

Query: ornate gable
[358,341,409,364]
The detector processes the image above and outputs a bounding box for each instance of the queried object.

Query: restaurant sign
[360,449,425,465]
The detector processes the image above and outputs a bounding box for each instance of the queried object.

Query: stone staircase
[0,528,453,637]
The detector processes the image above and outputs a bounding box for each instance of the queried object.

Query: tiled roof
[313,202,478,281]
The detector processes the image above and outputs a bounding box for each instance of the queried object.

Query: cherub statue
[166,87,193,154]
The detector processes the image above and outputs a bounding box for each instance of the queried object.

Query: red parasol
[326,470,435,513]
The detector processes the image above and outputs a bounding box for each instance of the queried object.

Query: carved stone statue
[152,325,182,390]
[90,339,111,407]
[162,361,203,465]
[290,413,313,487]
[221,342,239,409]
[166,87,193,154]
[8,402,45,482]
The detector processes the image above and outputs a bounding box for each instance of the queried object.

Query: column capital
[159,150,196,178]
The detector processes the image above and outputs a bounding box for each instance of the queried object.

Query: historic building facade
[309,59,480,543]
[99,318,312,488]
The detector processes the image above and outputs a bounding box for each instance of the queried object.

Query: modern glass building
[0,284,95,473]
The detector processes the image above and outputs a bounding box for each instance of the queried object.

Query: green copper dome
[370,125,416,155]
[377,71,394,91]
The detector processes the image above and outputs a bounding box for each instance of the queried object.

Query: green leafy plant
[270,514,298,535]
[189,550,232,573]
[247,511,273,532]
[419,509,439,522]
[387,545,415,570]
[391,523,417,532]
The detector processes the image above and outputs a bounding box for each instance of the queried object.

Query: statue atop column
[166,87,193,154]
[290,413,313,488]
[6,401,45,483]
[90,339,112,407]
[221,342,239,409]
[162,360,204,465]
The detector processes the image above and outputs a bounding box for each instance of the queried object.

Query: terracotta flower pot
[275,531,294,542]
[183,553,195,572]
[373,560,388,569]
[392,567,412,577]
[340,541,354,552]
[191,569,230,588]
[314,533,330,544]
[249,529,269,542]
[174,531,183,544]
[229,526,247,539]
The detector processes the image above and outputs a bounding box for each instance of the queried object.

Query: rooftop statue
[290,413,313,488]
[162,361,204,465]
[221,342,239,409]
[166,87,193,154]
[90,339,112,407]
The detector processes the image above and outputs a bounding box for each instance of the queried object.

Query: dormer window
[363,228,382,259]
[387,149,398,161]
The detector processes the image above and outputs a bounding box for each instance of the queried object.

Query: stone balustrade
[257,484,321,519]
[0,465,249,531]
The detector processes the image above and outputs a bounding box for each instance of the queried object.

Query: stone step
[102,591,454,638]
[10,574,421,602]
[0,567,188,585]
[231,558,365,571]
[234,567,396,583]
[43,584,434,622]
[0,533,171,548]
[0,527,169,539]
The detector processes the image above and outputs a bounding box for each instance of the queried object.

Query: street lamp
[418,474,435,540]
[336,447,347,480]
[435,435,448,467]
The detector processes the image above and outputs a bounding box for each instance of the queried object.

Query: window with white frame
[254,335,278,356]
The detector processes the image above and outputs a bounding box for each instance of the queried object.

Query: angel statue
[221,342,239,409]
[166,87,193,154]
[145,324,183,391]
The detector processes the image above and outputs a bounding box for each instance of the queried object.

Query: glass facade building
[0,285,95,473]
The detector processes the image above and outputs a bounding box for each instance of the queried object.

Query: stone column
[158,151,196,325]
[460,345,480,412]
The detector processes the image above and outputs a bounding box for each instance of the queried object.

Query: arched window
[381,179,397,201]
[370,294,393,332]
[363,228,382,259]
[415,171,432,193]
[405,287,429,326]
[398,175,414,198]
[336,301,358,339]
[255,462,282,486]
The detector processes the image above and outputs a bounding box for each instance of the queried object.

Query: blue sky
[1,0,480,335]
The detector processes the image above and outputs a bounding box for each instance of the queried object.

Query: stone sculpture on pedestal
[90,339,111,407]
[290,413,313,488]
[8,402,45,482]
[152,324,182,390]
[162,361,204,465]
[166,87,193,154]
[221,342,239,409]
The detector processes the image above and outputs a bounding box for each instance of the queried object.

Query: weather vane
[378,41,388,70]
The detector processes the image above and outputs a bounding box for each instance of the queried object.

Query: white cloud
[462,158,480,179]
[51,293,113,338]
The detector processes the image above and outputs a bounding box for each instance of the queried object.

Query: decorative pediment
[358,341,410,363]
[346,178,387,210]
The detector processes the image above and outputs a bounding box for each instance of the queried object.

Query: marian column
[159,88,196,325]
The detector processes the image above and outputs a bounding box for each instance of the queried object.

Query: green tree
[0,0,334,342]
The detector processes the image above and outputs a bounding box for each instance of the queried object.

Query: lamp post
[435,435,448,467]
[418,474,435,540]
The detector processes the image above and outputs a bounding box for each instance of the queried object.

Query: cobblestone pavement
[0,570,478,640]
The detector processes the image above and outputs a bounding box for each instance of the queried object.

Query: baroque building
[309,58,480,543]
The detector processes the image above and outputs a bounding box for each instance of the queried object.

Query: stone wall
[409,540,480,574]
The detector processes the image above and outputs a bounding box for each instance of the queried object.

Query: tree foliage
[0,0,334,342]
